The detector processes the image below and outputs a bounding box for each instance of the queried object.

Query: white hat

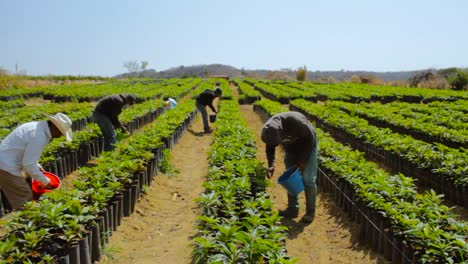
[45,113,73,142]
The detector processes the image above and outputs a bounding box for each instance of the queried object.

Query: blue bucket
[277,167,304,196]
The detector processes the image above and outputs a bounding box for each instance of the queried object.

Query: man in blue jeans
[93,94,137,151]
[261,111,318,223]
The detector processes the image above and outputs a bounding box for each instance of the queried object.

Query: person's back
[94,94,127,118]
[0,122,47,170]
[166,97,177,109]
[92,94,136,151]
[261,111,318,223]
[196,89,215,106]
[0,113,73,210]
[195,88,222,133]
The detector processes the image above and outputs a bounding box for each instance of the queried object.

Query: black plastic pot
[79,235,92,264]
[123,187,132,217]
[391,236,403,264]
[130,183,139,213]
[68,243,80,264]
[91,223,102,262]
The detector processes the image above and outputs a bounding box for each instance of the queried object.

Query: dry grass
[0,77,97,90]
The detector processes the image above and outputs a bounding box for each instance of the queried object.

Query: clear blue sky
[1,0,467,76]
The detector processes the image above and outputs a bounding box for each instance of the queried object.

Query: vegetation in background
[0,68,109,90]
[350,74,383,85]
[296,66,307,81]
[438,68,468,90]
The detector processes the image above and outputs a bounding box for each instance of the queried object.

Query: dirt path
[97,113,213,264]
[239,104,388,264]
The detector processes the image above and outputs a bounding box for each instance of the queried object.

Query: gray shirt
[261,111,317,167]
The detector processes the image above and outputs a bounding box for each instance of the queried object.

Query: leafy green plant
[159,148,179,177]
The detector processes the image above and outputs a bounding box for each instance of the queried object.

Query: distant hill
[114,64,426,82]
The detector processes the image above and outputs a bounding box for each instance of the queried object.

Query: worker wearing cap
[195,86,222,134]
[93,93,137,151]
[261,111,318,223]
[0,113,73,210]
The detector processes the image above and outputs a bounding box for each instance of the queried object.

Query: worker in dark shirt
[261,111,318,223]
[195,87,222,133]
[93,93,137,151]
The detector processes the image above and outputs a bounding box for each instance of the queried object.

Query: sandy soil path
[97,112,213,264]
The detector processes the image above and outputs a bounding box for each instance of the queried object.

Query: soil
[96,102,389,264]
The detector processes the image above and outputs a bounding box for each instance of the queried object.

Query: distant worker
[0,113,73,210]
[261,111,318,223]
[93,93,137,151]
[195,86,222,134]
[164,97,177,109]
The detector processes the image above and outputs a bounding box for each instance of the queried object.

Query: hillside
[115,64,423,81]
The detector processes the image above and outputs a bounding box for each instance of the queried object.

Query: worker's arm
[23,141,50,186]
[265,144,276,178]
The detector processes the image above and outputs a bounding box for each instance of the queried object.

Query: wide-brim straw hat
[44,112,73,142]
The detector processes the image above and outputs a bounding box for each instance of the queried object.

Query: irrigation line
[318,166,415,264]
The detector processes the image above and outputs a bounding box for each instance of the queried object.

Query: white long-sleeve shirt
[0,121,51,185]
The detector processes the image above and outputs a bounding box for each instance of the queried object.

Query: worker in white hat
[0,112,72,210]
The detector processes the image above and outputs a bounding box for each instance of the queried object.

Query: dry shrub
[349,74,382,85]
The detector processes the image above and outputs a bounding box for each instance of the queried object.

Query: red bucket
[31,172,61,200]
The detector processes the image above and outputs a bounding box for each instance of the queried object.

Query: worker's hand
[267,166,275,179]
[43,183,55,190]
[297,161,305,173]
[38,166,45,172]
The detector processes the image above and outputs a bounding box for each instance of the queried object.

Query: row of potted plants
[0,98,24,110]
[230,78,261,104]
[0,99,167,216]
[253,98,468,263]
[328,100,467,149]
[289,99,468,208]
[372,101,467,130]
[297,81,468,103]
[192,99,296,263]
[0,99,198,263]
[0,101,94,135]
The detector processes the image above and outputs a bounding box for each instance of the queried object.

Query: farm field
[0,78,467,263]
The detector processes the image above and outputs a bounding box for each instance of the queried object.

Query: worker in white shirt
[0,113,73,210]
[164,97,177,109]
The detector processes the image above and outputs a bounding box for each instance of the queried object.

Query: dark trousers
[196,102,210,131]
[93,111,116,151]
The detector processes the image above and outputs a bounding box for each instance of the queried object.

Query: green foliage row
[327,100,468,148]
[0,102,94,136]
[192,99,296,263]
[0,100,197,263]
[254,98,468,263]
[291,99,468,187]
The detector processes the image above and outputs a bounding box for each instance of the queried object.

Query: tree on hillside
[296,66,307,81]
[449,71,468,90]
[140,61,149,71]
[437,67,458,79]
[123,61,140,73]
[438,68,468,90]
